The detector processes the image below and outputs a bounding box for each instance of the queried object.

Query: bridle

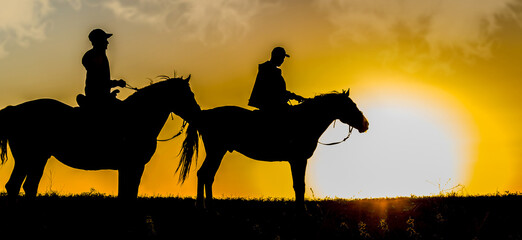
[123,82,188,142]
[157,118,187,142]
[318,120,354,146]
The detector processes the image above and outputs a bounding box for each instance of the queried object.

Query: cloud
[100,0,277,45]
[0,41,8,59]
[0,0,53,56]
[316,0,521,62]
[0,0,274,57]
[0,0,84,58]
[66,0,82,10]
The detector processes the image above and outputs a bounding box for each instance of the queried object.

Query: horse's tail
[0,106,14,165]
[176,123,200,183]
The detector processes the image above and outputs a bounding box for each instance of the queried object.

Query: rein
[157,119,187,142]
[124,83,140,91]
[122,83,187,142]
[318,122,354,146]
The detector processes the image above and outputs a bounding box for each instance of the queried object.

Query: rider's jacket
[82,48,115,100]
[248,61,294,111]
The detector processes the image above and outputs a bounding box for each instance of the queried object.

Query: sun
[307,79,478,199]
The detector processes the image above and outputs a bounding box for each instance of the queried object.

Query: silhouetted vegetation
[1,192,521,239]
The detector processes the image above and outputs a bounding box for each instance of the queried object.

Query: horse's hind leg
[197,146,226,209]
[5,141,32,203]
[22,157,49,200]
[289,159,308,211]
[6,143,49,203]
[5,162,28,204]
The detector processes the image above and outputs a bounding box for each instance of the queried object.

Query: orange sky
[1,0,522,198]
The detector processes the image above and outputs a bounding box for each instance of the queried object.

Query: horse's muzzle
[359,116,369,133]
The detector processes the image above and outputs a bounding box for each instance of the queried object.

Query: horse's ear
[344,89,350,96]
[185,74,191,83]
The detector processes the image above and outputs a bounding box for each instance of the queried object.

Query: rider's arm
[110,79,126,88]
[286,91,305,102]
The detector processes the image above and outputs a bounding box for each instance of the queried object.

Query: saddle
[75,94,125,139]
[249,107,297,139]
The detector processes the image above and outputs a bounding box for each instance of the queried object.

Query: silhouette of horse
[0,76,200,203]
[178,89,369,209]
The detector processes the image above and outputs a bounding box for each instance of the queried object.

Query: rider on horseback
[77,29,126,109]
[248,47,304,112]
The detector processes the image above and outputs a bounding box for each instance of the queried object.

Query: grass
[1,192,522,239]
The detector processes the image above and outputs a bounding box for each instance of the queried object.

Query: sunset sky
[1,0,522,199]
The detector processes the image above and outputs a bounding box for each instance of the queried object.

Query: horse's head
[162,75,201,122]
[334,89,369,133]
[129,75,201,122]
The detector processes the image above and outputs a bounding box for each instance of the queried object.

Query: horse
[177,89,369,209]
[0,76,200,203]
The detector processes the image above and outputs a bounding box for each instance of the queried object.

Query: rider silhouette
[248,47,304,112]
[77,29,126,108]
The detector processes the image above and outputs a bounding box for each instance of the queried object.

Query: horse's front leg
[196,172,205,209]
[289,159,308,211]
[118,165,145,201]
[196,147,225,210]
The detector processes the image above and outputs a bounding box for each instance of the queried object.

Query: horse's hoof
[195,200,204,210]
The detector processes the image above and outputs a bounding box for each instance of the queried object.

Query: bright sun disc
[308,81,477,199]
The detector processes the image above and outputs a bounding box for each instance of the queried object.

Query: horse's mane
[123,77,185,105]
[124,80,166,102]
[296,90,348,109]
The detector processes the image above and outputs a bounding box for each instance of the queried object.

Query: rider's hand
[111,89,120,96]
[117,79,126,88]
[295,95,305,103]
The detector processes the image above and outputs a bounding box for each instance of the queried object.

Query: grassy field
[1,192,521,239]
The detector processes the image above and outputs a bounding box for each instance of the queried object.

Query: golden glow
[309,78,478,198]
[1,1,522,198]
